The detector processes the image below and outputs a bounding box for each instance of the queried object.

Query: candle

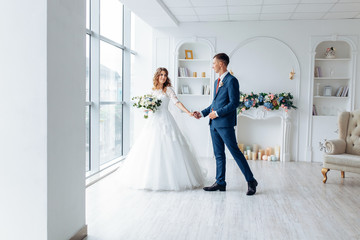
[275,145,280,160]
[238,143,244,153]
[260,149,264,159]
[246,149,251,158]
[275,145,280,153]
[265,147,272,156]
[252,152,257,160]
[258,151,262,160]
[245,154,249,160]
[262,155,268,161]
[252,144,259,153]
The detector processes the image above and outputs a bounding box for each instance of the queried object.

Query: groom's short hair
[213,53,229,67]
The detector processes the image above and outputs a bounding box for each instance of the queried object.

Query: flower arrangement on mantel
[238,92,297,114]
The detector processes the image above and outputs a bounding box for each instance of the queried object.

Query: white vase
[325,55,336,59]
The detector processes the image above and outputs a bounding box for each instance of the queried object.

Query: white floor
[85,159,360,240]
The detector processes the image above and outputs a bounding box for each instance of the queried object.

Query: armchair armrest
[325,139,346,155]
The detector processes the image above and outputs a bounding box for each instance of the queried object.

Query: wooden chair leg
[341,171,345,178]
[322,168,330,183]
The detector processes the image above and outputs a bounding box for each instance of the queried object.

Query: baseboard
[69,225,87,240]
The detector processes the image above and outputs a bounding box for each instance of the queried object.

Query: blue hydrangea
[245,100,253,108]
[258,95,264,103]
[264,102,273,109]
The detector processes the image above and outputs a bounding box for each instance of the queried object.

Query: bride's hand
[188,112,194,117]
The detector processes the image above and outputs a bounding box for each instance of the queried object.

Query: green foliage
[238,92,297,114]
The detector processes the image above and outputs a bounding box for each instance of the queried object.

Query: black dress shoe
[203,182,226,191]
[246,179,258,196]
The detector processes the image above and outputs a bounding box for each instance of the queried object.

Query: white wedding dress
[118,87,206,191]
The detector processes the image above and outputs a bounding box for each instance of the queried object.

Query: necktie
[212,78,221,112]
[216,78,221,94]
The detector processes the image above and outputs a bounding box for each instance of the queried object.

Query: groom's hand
[209,111,218,120]
[193,111,201,119]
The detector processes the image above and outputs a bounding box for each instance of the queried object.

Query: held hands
[188,111,217,119]
[187,112,199,118]
[193,111,202,119]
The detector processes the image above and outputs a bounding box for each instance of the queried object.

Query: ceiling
[121,0,360,27]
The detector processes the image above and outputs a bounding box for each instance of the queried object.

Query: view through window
[86,0,134,175]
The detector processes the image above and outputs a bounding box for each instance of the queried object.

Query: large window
[86,0,134,175]
[100,0,123,44]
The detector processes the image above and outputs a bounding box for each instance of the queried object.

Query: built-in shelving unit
[175,41,214,111]
[312,41,353,116]
[172,38,216,158]
[307,35,357,162]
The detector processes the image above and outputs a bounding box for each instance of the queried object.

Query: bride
[117,67,206,191]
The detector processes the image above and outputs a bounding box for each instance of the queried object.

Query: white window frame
[86,0,135,177]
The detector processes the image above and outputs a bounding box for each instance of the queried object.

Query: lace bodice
[152,87,179,111]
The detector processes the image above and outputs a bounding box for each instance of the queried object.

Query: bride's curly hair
[152,67,172,92]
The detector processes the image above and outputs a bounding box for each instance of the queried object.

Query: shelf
[313,115,338,118]
[313,96,348,99]
[178,77,210,79]
[315,58,351,61]
[178,59,210,62]
[178,94,210,97]
[314,77,350,80]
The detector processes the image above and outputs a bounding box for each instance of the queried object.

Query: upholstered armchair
[322,110,360,183]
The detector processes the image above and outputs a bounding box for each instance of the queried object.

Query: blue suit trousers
[210,126,255,186]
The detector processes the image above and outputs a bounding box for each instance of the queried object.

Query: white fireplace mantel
[237,107,292,161]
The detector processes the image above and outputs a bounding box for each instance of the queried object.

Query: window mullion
[122,6,131,155]
[89,0,101,174]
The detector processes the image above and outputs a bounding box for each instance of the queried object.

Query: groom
[194,53,258,196]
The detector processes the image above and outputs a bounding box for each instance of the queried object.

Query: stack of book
[314,66,321,77]
[178,67,189,77]
[313,105,318,116]
[335,86,349,97]
[203,85,210,95]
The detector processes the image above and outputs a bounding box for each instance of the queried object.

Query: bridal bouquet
[132,94,162,119]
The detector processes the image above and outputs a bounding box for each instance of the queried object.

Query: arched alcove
[230,37,300,161]
[229,37,300,96]
[307,35,358,162]
[172,38,215,157]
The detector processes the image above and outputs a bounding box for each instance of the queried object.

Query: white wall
[130,15,154,146]
[47,0,86,239]
[0,0,86,239]
[151,19,360,162]
[0,1,47,239]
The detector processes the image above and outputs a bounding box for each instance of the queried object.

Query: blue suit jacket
[201,73,240,128]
